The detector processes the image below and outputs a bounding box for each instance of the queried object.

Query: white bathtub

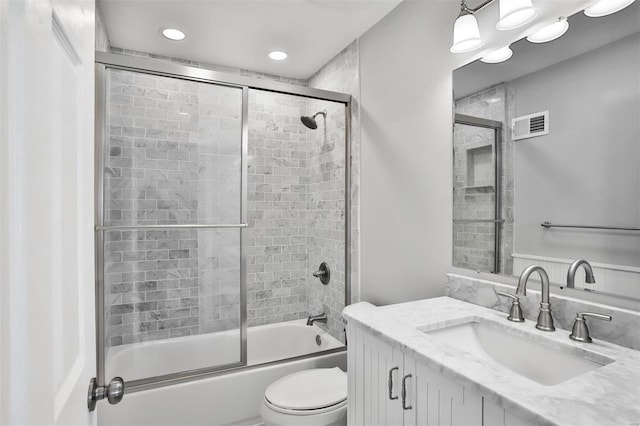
[99,320,346,425]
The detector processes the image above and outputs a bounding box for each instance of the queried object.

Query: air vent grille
[512,111,549,140]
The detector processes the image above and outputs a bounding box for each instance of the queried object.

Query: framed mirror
[452,3,639,301]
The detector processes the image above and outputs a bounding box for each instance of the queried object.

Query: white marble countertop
[343,297,640,426]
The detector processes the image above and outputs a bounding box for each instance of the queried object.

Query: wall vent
[512,111,549,140]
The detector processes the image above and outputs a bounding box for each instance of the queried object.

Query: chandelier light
[527,17,569,43]
[496,0,538,31]
[450,1,484,53]
[584,0,636,17]
[481,45,514,63]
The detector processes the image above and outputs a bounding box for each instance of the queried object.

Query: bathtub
[99,319,346,425]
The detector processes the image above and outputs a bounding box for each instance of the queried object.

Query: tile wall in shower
[453,83,514,275]
[304,41,359,343]
[104,68,243,346]
[246,90,310,326]
[104,45,358,348]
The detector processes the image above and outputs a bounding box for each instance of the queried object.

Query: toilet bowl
[260,367,347,426]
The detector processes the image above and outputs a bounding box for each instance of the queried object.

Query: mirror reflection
[452,3,640,300]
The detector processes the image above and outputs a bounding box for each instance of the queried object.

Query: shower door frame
[94,52,352,394]
[453,113,504,274]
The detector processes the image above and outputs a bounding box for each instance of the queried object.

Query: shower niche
[465,144,494,189]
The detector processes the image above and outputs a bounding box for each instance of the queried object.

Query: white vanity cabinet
[347,323,534,426]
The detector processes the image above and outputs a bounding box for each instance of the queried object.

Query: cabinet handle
[401,374,412,410]
[388,367,399,400]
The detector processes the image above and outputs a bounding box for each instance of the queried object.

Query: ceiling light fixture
[480,45,514,63]
[496,0,538,31]
[584,0,636,17]
[268,51,288,61]
[161,28,185,41]
[527,17,569,43]
[450,0,484,53]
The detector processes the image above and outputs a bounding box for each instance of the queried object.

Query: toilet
[260,367,347,426]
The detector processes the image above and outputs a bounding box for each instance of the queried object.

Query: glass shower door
[452,114,503,273]
[98,66,247,383]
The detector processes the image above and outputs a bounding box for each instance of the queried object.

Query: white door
[0,0,96,424]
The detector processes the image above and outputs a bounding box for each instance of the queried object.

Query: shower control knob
[313,262,331,285]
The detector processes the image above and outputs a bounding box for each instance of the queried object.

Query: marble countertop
[343,297,640,426]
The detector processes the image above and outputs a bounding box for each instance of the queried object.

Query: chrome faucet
[307,312,327,326]
[516,265,555,331]
[567,259,596,289]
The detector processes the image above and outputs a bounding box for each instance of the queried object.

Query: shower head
[300,110,327,130]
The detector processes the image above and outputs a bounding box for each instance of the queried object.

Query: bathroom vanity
[343,298,640,426]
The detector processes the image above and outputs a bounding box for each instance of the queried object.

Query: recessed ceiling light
[161,28,185,41]
[268,51,288,61]
[527,18,569,43]
[584,0,636,17]
[480,46,514,64]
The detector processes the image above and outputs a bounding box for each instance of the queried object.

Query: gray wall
[513,33,640,266]
[358,2,458,304]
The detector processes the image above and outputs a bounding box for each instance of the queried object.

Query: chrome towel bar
[541,221,639,232]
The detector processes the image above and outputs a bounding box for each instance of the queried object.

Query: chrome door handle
[401,374,412,410]
[388,367,399,400]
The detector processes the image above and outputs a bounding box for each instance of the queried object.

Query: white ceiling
[98,0,403,80]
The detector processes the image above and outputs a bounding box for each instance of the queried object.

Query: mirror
[452,3,640,300]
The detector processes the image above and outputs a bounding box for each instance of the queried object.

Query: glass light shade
[161,28,185,41]
[496,0,538,31]
[450,13,483,53]
[527,18,569,43]
[480,46,514,63]
[584,0,636,17]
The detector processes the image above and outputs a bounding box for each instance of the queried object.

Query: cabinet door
[405,355,483,426]
[348,324,404,426]
[484,398,537,426]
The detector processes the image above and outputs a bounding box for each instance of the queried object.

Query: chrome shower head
[300,110,327,130]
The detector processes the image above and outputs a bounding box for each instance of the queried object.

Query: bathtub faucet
[307,313,327,326]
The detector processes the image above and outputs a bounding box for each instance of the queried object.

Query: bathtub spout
[307,313,327,326]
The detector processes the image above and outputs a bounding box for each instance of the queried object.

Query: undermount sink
[422,318,614,386]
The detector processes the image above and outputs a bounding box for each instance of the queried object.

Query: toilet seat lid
[265,367,347,411]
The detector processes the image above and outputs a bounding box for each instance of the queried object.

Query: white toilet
[260,367,347,426]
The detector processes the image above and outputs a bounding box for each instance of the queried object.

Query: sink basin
[422,319,614,386]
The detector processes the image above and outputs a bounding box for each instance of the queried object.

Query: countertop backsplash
[446,273,640,350]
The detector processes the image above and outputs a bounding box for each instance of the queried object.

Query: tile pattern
[453,83,514,275]
[105,69,243,345]
[246,90,309,326]
[103,43,360,347]
[307,41,360,343]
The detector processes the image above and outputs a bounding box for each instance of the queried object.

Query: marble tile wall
[103,44,360,347]
[104,69,243,346]
[305,98,346,342]
[246,90,309,326]
[454,83,514,275]
[306,41,360,343]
